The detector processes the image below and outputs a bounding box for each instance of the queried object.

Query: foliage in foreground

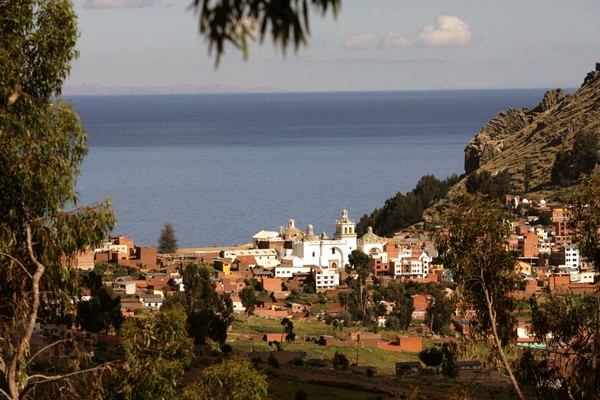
[181,355,268,400]
[435,193,524,399]
[0,2,116,398]
[102,305,194,400]
[517,167,600,400]
[191,0,340,65]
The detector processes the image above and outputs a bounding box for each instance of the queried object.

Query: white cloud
[83,0,155,9]
[342,33,379,50]
[380,32,411,48]
[414,15,472,47]
[343,15,472,50]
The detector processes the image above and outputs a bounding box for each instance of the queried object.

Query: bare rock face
[461,64,600,191]
[464,87,569,174]
[532,88,564,113]
[464,109,532,174]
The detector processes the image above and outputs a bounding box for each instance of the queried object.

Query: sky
[67,0,600,92]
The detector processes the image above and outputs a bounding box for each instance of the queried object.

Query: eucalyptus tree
[0,1,116,399]
[522,167,600,399]
[102,305,194,400]
[570,167,600,400]
[435,193,524,400]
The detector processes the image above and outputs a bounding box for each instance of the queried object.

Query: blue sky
[68,0,600,92]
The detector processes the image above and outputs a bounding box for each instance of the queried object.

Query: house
[454,360,482,381]
[396,361,421,376]
[411,294,429,319]
[454,360,507,385]
[313,268,339,291]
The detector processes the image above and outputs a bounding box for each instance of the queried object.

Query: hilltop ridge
[462,63,600,195]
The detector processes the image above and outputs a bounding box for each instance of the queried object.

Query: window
[332,248,335,254]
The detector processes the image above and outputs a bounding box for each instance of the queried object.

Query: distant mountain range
[62,83,284,96]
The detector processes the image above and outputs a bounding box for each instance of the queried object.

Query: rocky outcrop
[464,109,533,174]
[465,67,600,191]
[462,64,600,192]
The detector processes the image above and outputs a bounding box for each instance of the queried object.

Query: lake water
[71,89,548,247]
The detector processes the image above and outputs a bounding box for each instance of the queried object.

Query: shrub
[332,351,349,370]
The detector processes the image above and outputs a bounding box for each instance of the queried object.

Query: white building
[357,227,387,260]
[313,268,340,291]
[390,251,431,279]
[274,265,312,278]
[290,210,357,269]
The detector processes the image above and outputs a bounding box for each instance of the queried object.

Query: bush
[268,353,280,368]
[332,351,349,370]
[295,389,308,400]
[419,346,443,368]
[220,343,232,353]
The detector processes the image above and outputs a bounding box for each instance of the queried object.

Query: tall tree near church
[158,222,178,253]
[435,193,524,400]
[0,1,115,399]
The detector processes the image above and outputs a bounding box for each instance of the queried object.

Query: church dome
[283,219,304,241]
[358,226,385,244]
[303,224,320,242]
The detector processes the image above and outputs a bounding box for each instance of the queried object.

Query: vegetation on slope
[356,174,459,237]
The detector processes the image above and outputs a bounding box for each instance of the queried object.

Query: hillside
[361,64,600,236]
[461,63,600,197]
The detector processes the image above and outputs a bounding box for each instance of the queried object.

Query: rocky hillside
[461,63,600,196]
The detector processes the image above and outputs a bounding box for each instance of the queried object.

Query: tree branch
[481,269,524,400]
[0,252,33,279]
[26,361,117,385]
[6,223,46,399]
[26,333,86,368]
[0,387,11,400]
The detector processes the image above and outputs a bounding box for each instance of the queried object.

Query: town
[28,193,595,398]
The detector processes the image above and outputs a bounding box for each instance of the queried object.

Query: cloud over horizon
[342,33,380,50]
[344,15,472,50]
[83,0,155,9]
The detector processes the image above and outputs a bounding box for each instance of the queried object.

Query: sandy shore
[177,243,253,254]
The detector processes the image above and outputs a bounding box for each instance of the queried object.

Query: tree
[239,286,258,316]
[157,222,178,253]
[343,250,372,323]
[523,162,533,193]
[551,131,600,187]
[332,352,349,370]
[191,0,340,65]
[418,347,443,369]
[270,318,296,351]
[424,288,453,335]
[570,167,600,400]
[181,355,268,400]
[465,169,512,199]
[356,174,459,237]
[0,2,116,399]
[521,290,597,399]
[521,167,600,399]
[102,304,194,399]
[174,263,234,345]
[77,285,124,334]
[374,281,413,331]
[435,193,524,400]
